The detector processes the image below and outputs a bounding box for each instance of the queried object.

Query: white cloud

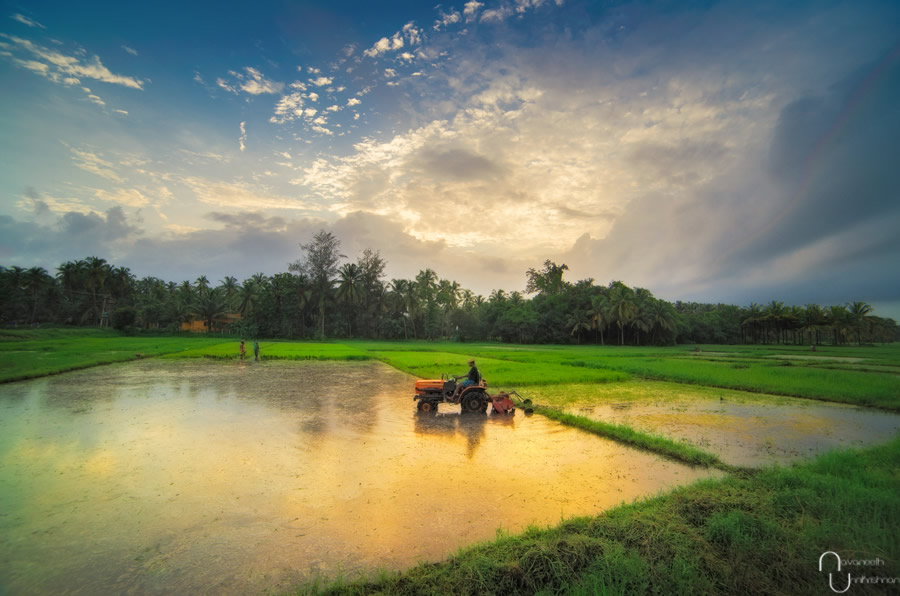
[122,45,138,56]
[270,92,305,124]
[326,105,340,112]
[70,148,123,181]
[363,31,406,58]
[481,6,514,23]
[218,66,283,95]
[308,92,319,102]
[434,10,461,31]
[11,14,45,28]
[402,23,421,46]
[463,1,484,21]
[93,187,151,207]
[309,76,333,86]
[347,97,361,107]
[239,121,247,152]
[114,109,128,115]
[384,68,397,78]
[182,176,313,211]
[2,35,144,89]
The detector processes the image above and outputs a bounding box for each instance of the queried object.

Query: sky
[1,0,899,317]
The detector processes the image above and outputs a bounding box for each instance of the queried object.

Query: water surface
[0,360,717,595]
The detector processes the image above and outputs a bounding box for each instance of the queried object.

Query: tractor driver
[459,359,481,388]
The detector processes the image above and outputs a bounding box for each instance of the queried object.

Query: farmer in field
[459,359,481,388]
[253,341,260,361]
[239,339,246,360]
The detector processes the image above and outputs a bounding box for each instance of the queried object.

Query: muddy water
[566,388,900,467]
[0,360,717,595]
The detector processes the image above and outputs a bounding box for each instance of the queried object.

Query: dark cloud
[24,187,50,217]
[742,54,900,264]
[0,206,143,275]
[560,51,900,308]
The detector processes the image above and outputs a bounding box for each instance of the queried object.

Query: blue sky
[1,0,899,316]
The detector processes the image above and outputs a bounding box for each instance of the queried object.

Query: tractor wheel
[417,400,438,413]
[462,393,486,413]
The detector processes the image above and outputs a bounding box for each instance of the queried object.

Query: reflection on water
[0,360,717,595]
[571,395,900,467]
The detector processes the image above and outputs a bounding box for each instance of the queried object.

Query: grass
[533,405,727,469]
[0,327,228,382]
[164,340,373,361]
[365,341,900,410]
[296,436,900,595]
[363,349,628,386]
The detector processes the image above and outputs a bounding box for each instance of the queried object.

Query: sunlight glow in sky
[1,0,898,313]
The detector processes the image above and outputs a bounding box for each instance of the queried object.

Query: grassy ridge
[299,436,900,595]
[534,405,727,469]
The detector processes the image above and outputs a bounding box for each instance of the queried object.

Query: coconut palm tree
[23,266,51,323]
[192,287,228,332]
[589,294,610,345]
[608,283,637,345]
[336,263,362,336]
[219,276,239,311]
[566,310,592,344]
[847,301,874,345]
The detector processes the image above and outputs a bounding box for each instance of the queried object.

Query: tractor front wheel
[417,400,438,413]
[462,393,486,413]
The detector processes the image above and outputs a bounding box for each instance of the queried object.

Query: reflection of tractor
[414,374,531,415]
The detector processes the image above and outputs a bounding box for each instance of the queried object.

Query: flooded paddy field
[534,381,900,467]
[0,360,718,595]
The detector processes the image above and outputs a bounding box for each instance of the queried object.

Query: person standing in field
[253,341,260,361]
[240,339,246,360]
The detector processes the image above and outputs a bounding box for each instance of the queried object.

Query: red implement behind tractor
[414,374,531,415]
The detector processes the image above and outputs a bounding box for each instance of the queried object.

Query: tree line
[1,231,896,345]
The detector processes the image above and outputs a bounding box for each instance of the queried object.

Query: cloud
[182,176,313,211]
[434,10,461,31]
[121,45,138,56]
[309,76,332,86]
[70,148,123,182]
[218,66,283,95]
[347,97,361,107]
[0,207,142,266]
[363,28,408,59]
[239,121,247,152]
[1,35,144,89]
[480,6,514,23]
[11,14,45,28]
[463,1,484,22]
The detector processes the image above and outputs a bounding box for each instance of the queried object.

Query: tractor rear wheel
[462,392,486,413]
[417,400,438,413]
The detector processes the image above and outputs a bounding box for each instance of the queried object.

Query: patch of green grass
[0,330,228,382]
[586,357,900,409]
[364,349,628,386]
[533,405,727,469]
[164,341,372,361]
[294,436,900,595]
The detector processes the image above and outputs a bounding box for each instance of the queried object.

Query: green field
[2,329,898,594]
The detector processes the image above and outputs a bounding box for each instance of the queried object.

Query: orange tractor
[414,374,531,415]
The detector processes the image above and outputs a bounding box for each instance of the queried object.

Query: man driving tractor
[460,359,481,388]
